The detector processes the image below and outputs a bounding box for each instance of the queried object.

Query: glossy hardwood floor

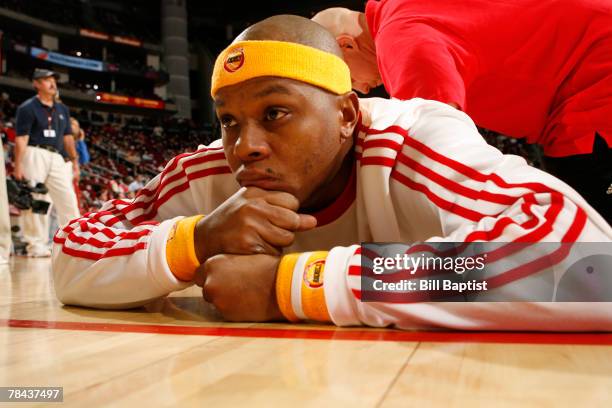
[1,257,611,407]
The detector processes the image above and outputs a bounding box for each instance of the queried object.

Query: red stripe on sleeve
[391,170,487,221]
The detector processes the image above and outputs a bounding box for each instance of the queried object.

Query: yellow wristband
[276,253,300,322]
[165,215,204,282]
[276,251,332,323]
[300,251,331,322]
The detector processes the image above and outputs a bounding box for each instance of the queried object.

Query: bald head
[234,15,343,58]
[312,7,364,37]
[312,7,380,95]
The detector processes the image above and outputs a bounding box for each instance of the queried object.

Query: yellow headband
[211,40,352,97]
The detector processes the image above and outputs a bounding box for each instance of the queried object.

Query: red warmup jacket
[366,0,612,157]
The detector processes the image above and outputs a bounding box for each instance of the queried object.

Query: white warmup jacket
[53,98,612,330]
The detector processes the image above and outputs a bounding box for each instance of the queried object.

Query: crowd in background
[1,91,541,214]
[1,92,216,213]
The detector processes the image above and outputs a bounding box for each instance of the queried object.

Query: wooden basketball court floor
[2,257,611,407]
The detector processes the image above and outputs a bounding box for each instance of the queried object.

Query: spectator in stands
[71,117,90,166]
[121,177,130,197]
[128,174,145,193]
[13,69,80,257]
[107,175,130,199]
[70,117,88,213]
[108,175,122,198]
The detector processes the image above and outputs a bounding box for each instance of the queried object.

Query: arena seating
[1,92,217,213]
[2,91,541,213]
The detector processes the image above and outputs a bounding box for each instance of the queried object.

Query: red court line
[2,319,612,345]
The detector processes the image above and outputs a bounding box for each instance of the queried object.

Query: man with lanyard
[14,68,80,257]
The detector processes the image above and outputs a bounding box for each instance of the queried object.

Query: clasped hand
[193,187,316,321]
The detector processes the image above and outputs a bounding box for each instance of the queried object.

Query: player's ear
[337,35,359,53]
[338,91,360,141]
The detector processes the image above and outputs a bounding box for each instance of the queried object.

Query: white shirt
[52,98,612,330]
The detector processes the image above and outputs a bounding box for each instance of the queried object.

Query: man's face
[34,76,57,97]
[215,77,349,206]
[342,48,382,95]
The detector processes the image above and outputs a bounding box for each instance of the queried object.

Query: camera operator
[13,69,80,258]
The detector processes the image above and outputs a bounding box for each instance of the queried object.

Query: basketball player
[313,1,612,223]
[52,16,612,330]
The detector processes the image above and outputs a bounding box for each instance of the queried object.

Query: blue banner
[30,47,104,72]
